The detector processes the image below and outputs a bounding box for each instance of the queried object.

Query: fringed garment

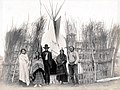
[31,57,45,85]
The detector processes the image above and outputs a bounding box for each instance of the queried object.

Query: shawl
[31,57,44,74]
[56,54,67,66]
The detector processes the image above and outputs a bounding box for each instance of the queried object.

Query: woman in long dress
[19,48,30,86]
[56,49,68,84]
[31,51,45,87]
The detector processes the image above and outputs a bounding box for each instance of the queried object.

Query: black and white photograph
[0,0,120,90]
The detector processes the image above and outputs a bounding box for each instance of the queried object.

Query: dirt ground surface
[0,78,120,90]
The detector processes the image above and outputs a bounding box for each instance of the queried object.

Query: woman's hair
[69,46,74,50]
[60,49,64,53]
[35,51,40,56]
[20,48,26,54]
[34,51,41,59]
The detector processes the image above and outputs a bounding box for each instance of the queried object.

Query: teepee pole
[54,0,65,19]
[43,4,53,20]
[39,0,42,16]
[55,3,58,16]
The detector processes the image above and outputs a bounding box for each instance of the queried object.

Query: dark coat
[41,51,52,68]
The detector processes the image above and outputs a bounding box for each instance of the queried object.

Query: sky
[0,0,120,57]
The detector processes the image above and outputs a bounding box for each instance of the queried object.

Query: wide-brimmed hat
[43,44,50,49]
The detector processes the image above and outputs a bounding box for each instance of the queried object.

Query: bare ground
[0,77,120,90]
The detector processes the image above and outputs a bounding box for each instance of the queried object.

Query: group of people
[18,44,82,87]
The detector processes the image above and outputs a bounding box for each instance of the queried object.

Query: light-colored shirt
[68,51,79,65]
[45,52,48,60]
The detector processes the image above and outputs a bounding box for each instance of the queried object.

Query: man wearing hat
[41,44,52,85]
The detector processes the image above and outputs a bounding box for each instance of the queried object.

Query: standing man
[41,44,52,85]
[68,46,79,85]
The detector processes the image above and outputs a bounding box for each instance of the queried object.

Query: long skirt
[33,69,44,85]
[56,74,68,82]
[56,64,68,82]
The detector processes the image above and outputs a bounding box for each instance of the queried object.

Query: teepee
[41,0,65,57]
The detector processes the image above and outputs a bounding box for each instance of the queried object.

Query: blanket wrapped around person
[56,49,68,84]
[30,52,45,86]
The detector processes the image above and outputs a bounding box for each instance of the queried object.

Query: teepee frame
[43,0,65,43]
